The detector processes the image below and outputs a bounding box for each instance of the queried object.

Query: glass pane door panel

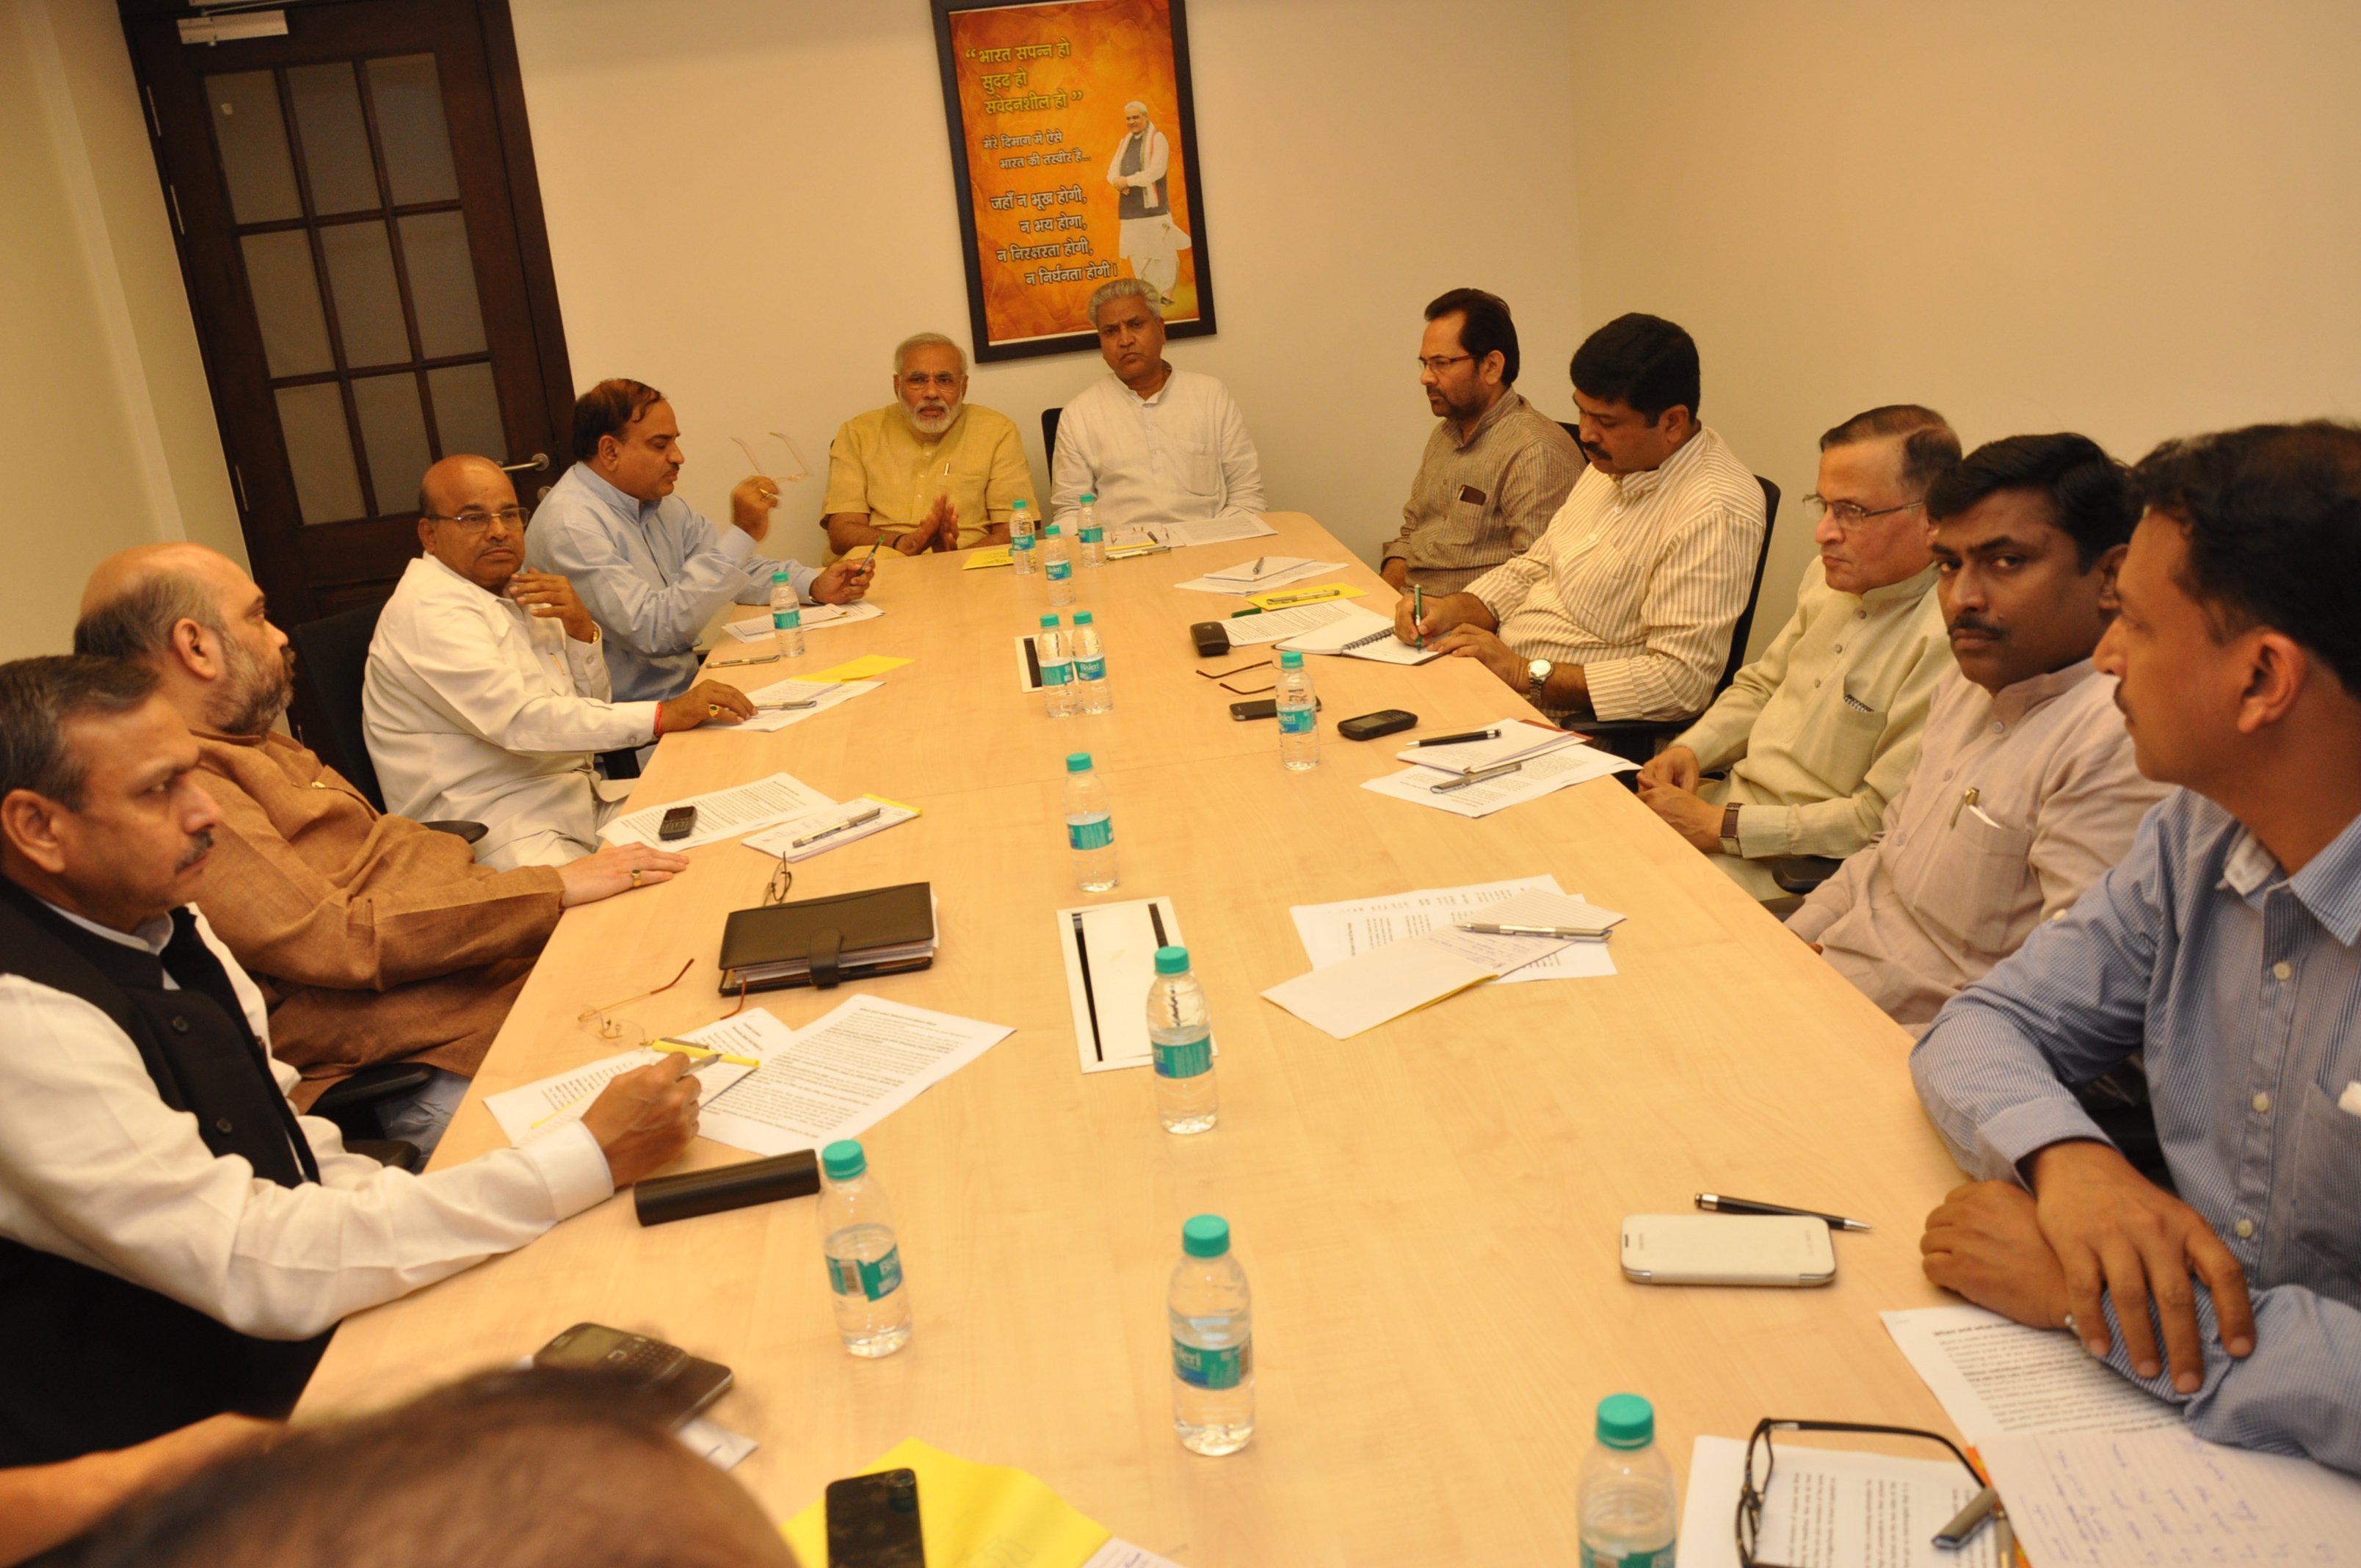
[239,231,333,377]
[398,212,487,357]
[285,62,380,216]
[275,383,365,524]
[352,374,434,515]
[317,221,410,367]
[427,363,506,463]
[365,55,460,206]
[205,71,301,224]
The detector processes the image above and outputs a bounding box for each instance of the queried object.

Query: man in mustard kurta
[819,333,1038,562]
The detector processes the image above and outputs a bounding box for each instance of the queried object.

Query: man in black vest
[0,656,701,1467]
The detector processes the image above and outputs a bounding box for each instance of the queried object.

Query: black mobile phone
[659,805,697,841]
[825,1468,926,1568]
[1229,697,1323,722]
[1338,708,1418,741]
[532,1322,733,1426]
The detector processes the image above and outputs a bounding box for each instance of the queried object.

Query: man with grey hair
[819,331,1037,562]
[1050,278,1263,527]
[1106,98,1191,305]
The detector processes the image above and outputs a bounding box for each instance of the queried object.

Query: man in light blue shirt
[525,379,873,702]
[1911,421,2361,1475]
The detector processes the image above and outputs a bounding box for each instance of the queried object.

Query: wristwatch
[1720,802,1743,857]
[1525,658,1553,703]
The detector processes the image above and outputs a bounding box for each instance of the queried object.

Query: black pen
[1695,1193,1872,1233]
[1409,728,1501,748]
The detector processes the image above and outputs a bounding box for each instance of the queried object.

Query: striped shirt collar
[1444,388,1528,451]
[2219,802,2361,945]
[1610,425,1709,502]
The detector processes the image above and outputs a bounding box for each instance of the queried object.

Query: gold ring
[630,868,642,885]
[708,705,721,716]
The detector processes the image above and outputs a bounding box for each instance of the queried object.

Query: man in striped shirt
[1392,313,1765,721]
[1912,422,2361,1474]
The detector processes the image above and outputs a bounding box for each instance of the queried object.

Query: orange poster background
[947,0,1202,347]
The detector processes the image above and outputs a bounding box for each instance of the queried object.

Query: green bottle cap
[1181,1214,1230,1258]
[1278,648,1305,669]
[1073,611,1095,625]
[1154,945,1189,976]
[1080,493,1097,504]
[822,1140,866,1180]
[771,570,791,582]
[1043,523,1062,537]
[1595,1393,1654,1449]
[1065,752,1092,773]
[1040,614,1061,628]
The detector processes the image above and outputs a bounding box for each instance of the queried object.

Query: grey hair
[1087,277,1160,328]
[74,570,225,662]
[0,655,161,810]
[892,333,967,377]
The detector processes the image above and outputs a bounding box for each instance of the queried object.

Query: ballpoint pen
[1409,727,1501,747]
[1455,921,1612,942]
[790,805,883,848]
[1414,584,1424,651]
[1432,759,1522,793]
[1694,1193,1874,1233]
[754,697,823,711]
[1248,556,1265,577]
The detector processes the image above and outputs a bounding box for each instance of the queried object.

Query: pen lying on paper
[1409,727,1501,747]
[1454,921,1611,943]
[653,1039,762,1068]
[753,698,823,711]
[1694,1192,1873,1233]
[1431,759,1523,793]
[791,805,883,848]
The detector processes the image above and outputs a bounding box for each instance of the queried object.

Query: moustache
[1948,615,2006,640]
[175,830,215,872]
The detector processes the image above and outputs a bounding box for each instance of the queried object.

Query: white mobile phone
[1620,1213,1837,1287]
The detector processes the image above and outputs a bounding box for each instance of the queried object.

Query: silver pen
[754,697,822,711]
[790,805,882,848]
[1431,759,1523,794]
[708,653,783,668]
[1455,921,1612,942]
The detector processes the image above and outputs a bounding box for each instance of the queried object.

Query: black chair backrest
[1716,475,1782,692]
[286,603,389,813]
[1041,405,1063,469]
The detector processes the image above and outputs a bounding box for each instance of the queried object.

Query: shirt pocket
[1812,689,1889,789]
[2291,1083,2361,1279]
[1162,435,1222,498]
[1907,804,2037,959]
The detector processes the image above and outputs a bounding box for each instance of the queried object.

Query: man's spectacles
[1194,656,1274,694]
[1736,1418,1984,1567]
[422,506,528,531]
[1804,496,1926,529]
[1416,353,1474,375]
[729,432,813,485]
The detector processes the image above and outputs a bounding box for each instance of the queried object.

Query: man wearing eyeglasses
[1379,288,1581,595]
[524,379,873,704]
[1914,423,2361,1476]
[366,457,758,871]
[1633,406,1959,899]
[817,333,1035,563]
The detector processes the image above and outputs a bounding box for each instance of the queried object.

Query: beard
[214,636,295,736]
[175,829,215,872]
[901,398,960,438]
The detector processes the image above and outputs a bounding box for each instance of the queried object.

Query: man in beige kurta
[820,333,1037,562]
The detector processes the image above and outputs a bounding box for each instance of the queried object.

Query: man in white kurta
[363,457,752,870]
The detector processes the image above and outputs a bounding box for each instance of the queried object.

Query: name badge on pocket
[1457,484,1487,506]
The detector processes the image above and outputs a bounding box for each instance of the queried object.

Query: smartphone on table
[825,1467,926,1567]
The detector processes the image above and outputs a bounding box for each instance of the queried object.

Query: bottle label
[773,612,798,629]
[827,1245,903,1302]
[1172,1335,1252,1390]
[1580,1544,1672,1568]
[1076,656,1106,681]
[1153,1031,1211,1078]
[1277,705,1317,734]
[1014,534,1034,550]
[1047,559,1072,582]
[1067,816,1113,850]
[1081,526,1103,543]
[1040,660,1072,687]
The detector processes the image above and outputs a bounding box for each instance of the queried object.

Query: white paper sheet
[695,994,1012,1157]
[1081,1543,1186,1568]
[1260,938,1499,1039]
[675,1412,760,1471]
[1149,515,1277,548]
[1274,604,1439,665]
[1216,599,1354,647]
[1174,557,1341,594]
[1056,896,1186,1073]
[720,600,884,642]
[1393,716,1582,774]
[728,677,882,733]
[1678,1434,2004,1568]
[741,795,920,862]
[1880,1304,2178,1437]
[481,1012,793,1147]
[1289,876,1617,984]
[1978,1426,2361,1566]
[602,771,835,848]
[1361,742,1636,819]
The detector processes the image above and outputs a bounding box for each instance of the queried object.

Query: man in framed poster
[1108,98,1191,305]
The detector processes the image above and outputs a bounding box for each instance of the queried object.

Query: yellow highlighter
[652,1039,762,1068]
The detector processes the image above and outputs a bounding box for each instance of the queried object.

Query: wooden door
[121,0,572,621]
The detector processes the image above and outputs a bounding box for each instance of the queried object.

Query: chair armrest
[1768,856,1844,895]
[342,1139,423,1172]
[424,820,487,844]
[310,1062,433,1119]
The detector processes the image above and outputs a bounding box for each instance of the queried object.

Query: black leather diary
[716,882,935,993]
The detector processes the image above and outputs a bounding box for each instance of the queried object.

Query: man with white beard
[819,333,1038,562]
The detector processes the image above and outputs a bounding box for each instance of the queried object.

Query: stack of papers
[720,600,884,642]
[1147,515,1277,548]
[603,771,835,849]
[1392,716,1582,775]
[1679,1436,2003,1568]
[1219,598,1356,647]
[482,1012,793,1147]
[1277,603,1438,666]
[1291,876,1620,984]
[741,794,920,862]
[1363,740,1636,818]
[731,675,882,732]
[1174,556,1341,594]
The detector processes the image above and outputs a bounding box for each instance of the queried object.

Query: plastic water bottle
[1037,614,1076,718]
[1009,497,1037,576]
[818,1139,913,1358]
[1276,647,1319,771]
[769,570,803,659]
[1064,752,1117,891]
[1169,1214,1253,1455]
[1146,945,1216,1133]
[1077,494,1105,570]
[1071,610,1111,714]
[1578,1394,1678,1567]
[1043,523,1076,606]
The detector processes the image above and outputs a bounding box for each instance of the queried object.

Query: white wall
[1570,0,2361,655]
[0,0,243,663]
[507,0,1584,568]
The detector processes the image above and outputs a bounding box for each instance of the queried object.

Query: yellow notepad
[1247,582,1366,611]
[780,1437,1110,1568]
[808,654,913,683]
[962,545,1015,570]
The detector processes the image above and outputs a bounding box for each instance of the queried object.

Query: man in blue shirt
[1912,421,2361,1473]
[524,380,873,702]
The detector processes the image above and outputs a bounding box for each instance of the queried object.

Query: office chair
[1042,406,1062,470]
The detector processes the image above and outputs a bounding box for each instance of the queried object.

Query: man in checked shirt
[1912,421,2361,1474]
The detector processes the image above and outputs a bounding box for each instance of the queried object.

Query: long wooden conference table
[300,512,1971,1564]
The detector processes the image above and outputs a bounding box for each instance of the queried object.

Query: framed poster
[931,0,1216,362]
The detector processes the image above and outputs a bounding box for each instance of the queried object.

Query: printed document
[1277,604,1440,665]
[1880,1304,2177,1436]
[1056,896,1188,1073]
[1291,876,1616,984]
[1174,556,1341,594]
[1149,515,1277,548]
[1362,743,1636,819]
[1219,599,1354,647]
[1978,1426,2361,1565]
[603,770,834,849]
[1392,716,1581,774]
[730,676,882,733]
[697,994,1012,1157]
[1679,1434,2004,1568]
[721,600,883,642]
[741,794,921,863]
[481,1012,791,1147]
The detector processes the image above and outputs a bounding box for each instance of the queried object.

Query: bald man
[365,457,755,871]
[74,542,690,1150]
